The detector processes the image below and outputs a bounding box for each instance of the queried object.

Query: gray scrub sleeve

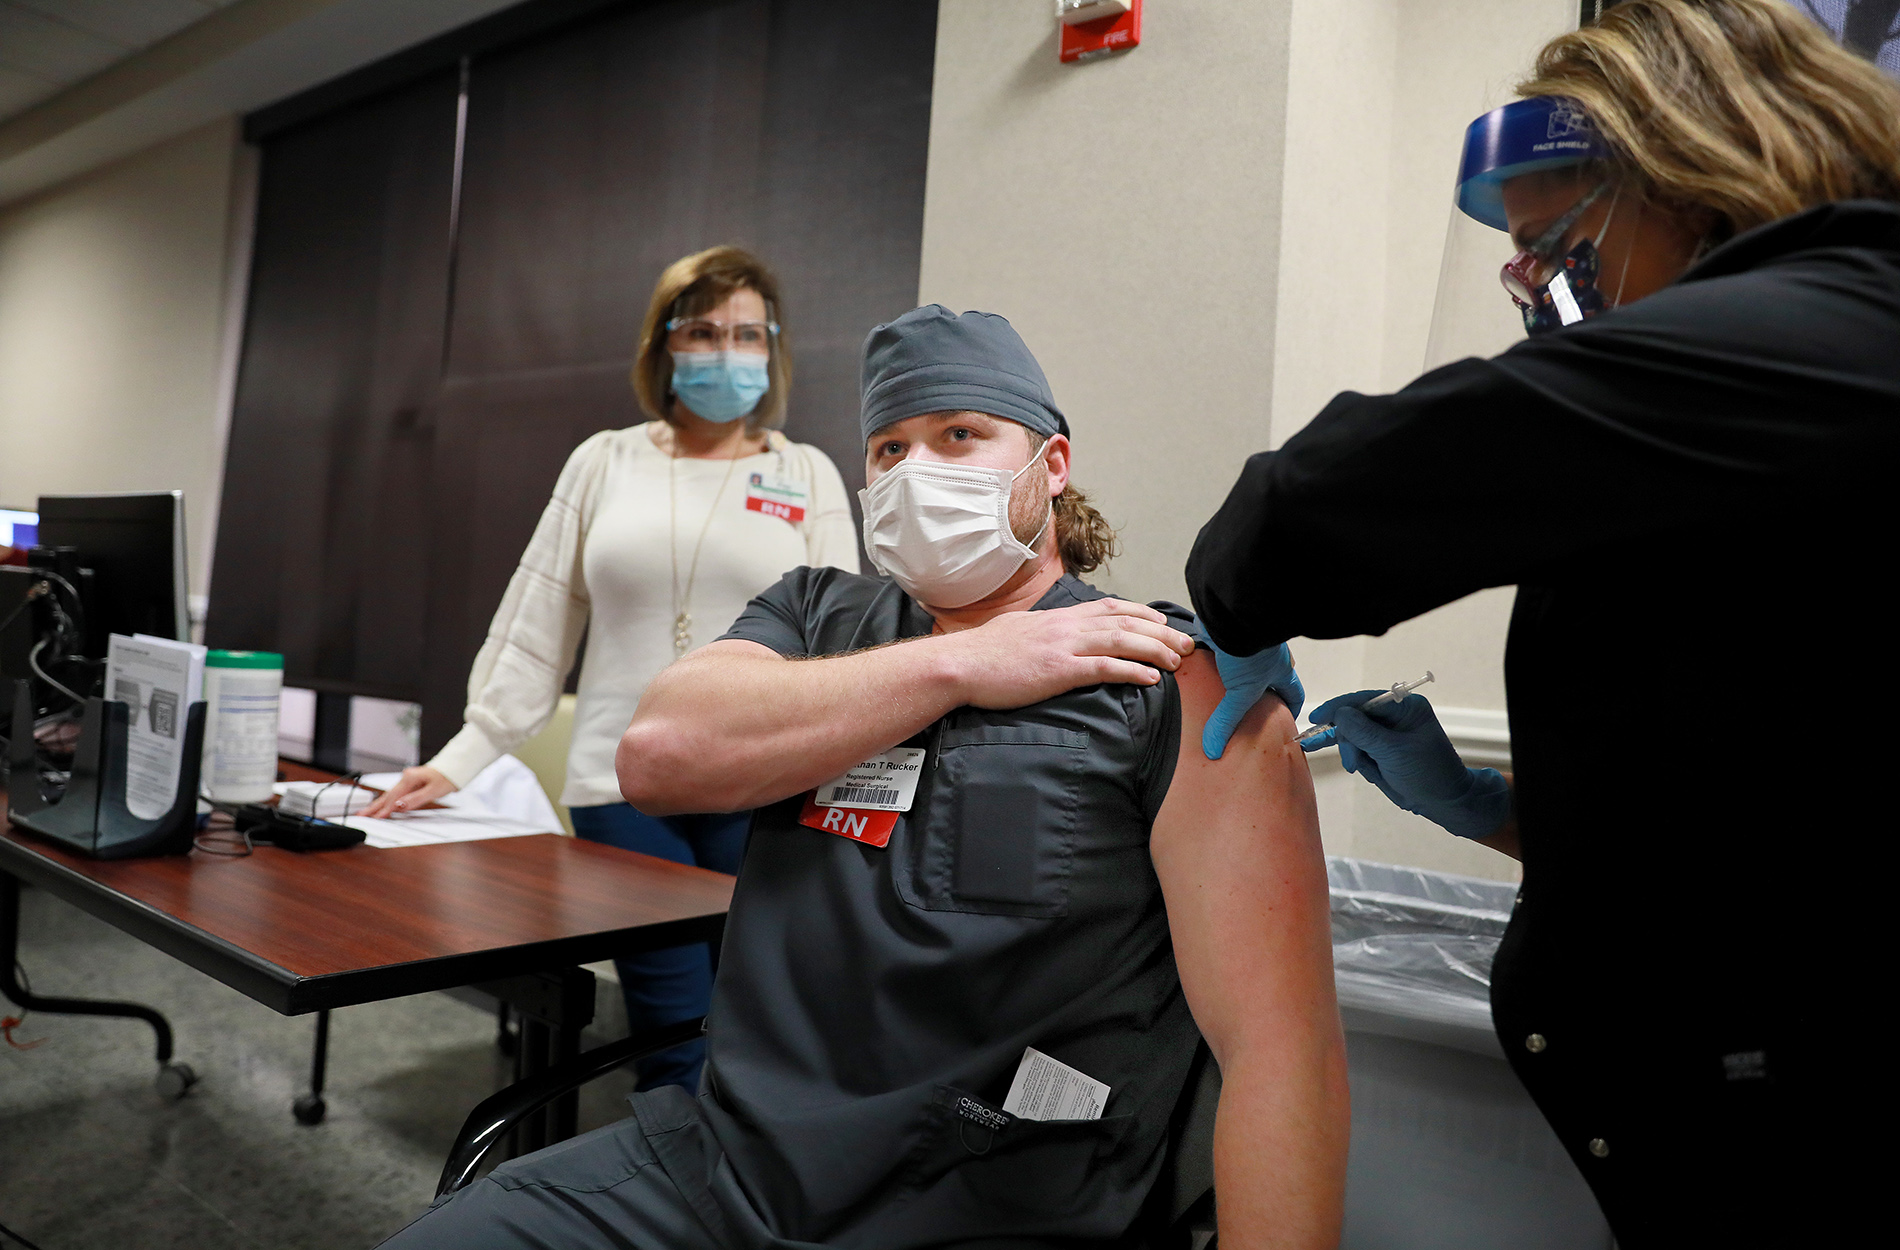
[717,567,818,657]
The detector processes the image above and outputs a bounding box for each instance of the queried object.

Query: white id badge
[1002,1047,1110,1121]
[1549,270,1585,325]
[745,471,809,523]
[813,747,926,812]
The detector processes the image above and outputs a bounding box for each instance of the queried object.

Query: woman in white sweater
[364,246,857,1091]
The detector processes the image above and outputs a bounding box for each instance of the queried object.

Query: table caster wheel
[155,1062,198,1100]
[293,1093,327,1125]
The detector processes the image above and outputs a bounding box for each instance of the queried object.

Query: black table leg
[0,871,197,1098]
[496,1000,516,1057]
[473,967,595,1161]
[549,1014,582,1142]
[293,1008,330,1124]
[516,1016,551,1154]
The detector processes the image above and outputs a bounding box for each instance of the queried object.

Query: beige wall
[919,0,1293,610]
[923,0,1575,880]
[0,118,248,608]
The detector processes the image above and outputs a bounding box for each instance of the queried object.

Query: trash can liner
[1327,861,1611,1249]
[1328,857,1518,1038]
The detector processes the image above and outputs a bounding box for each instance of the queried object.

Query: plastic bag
[1329,857,1518,1034]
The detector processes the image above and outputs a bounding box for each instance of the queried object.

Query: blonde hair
[1520,0,1900,241]
[631,246,791,432]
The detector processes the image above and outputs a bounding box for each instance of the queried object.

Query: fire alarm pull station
[1059,0,1141,64]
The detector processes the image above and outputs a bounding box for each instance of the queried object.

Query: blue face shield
[1441,98,1615,342]
[669,351,770,422]
[1454,97,1607,231]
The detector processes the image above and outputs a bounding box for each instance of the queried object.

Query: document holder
[6,680,205,860]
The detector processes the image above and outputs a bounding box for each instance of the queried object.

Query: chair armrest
[436,1016,706,1197]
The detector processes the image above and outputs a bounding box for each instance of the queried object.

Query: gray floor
[0,883,641,1249]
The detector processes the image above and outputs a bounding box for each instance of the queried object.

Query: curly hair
[1026,434,1118,576]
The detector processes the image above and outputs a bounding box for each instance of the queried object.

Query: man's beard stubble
[1009,458,1053,550]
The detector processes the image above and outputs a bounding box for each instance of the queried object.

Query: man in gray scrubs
[381,307,1346,1250]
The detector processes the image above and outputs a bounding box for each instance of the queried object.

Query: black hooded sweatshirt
[1187,200,1900,1246]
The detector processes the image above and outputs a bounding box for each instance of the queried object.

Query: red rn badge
[745,473,807,523]
[797,792,898,848]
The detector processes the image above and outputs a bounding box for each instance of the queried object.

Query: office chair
[437,1022,1220,1249]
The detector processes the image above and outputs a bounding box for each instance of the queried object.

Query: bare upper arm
[1151,650,1333,1068]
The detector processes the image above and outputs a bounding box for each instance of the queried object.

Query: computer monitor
[35,492,188,656]
[3,507,44,710]
[0,506,36,555]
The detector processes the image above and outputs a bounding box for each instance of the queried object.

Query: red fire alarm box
[1059,0,1142,64]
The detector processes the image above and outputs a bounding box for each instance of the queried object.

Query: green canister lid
[206,649,283,669]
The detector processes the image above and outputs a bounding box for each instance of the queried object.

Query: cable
[0,1215,47,1249]
[27,585,102,711]
[26,567,85,649]
[12,567,80,612]
[41,591,81,666]
[0,566,86,649]
[310,773,365,820]
[192,809,253,858]
[0,1014,47,1051]
[2,961,47,1050]
[27,639,84,706]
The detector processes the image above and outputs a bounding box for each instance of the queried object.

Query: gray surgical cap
[859,305,1069,442]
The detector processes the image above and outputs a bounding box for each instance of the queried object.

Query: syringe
[1294,671,1435,746]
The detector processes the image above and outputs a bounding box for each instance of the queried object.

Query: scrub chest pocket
[906,725,1088,917]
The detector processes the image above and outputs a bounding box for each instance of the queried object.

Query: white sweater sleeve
[801,444,861,574]
[427,433,609,788]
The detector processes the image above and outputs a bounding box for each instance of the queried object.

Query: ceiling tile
[8,0,215,49]
[0,4,125,80]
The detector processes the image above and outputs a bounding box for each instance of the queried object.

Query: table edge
[1,835,730,1014]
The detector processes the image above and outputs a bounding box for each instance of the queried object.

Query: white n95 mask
[859,457,1050,609]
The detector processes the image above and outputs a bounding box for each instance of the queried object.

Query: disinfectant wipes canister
[202,649,283,804]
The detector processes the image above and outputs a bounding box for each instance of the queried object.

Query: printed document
[1002,1047,1110,1121]
[105,634,206,819]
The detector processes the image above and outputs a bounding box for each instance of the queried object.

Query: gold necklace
[668,432,743,657]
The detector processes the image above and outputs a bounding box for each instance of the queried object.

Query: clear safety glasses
[665,317,780,354]
[1499,182,1607,307]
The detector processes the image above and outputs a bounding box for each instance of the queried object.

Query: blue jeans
[567,803,749,1093]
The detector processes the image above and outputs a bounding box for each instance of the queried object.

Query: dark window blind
[208,0,937,755]
[209,70,458,703]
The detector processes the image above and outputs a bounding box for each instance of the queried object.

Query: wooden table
[1,769,733,1145]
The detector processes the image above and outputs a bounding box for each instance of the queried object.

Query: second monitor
[35,491,189,658]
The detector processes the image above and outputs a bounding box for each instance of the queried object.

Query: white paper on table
[451,754,563,830]
[1001,1047,1110,1121]
[105,634,205,820]
[355,756,560,828]
[334,807,558,849]
[275,779,375,819]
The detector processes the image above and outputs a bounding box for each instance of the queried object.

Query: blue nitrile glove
[1202,641,1305,760]
[1302,690,1511,840]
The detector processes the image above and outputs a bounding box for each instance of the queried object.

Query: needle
[1294,671,1435,745]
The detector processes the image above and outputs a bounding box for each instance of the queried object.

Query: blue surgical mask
[669,351,770,422]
